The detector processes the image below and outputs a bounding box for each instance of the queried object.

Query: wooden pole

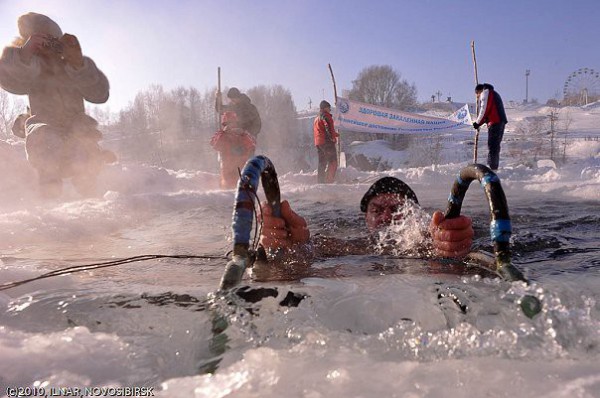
[216,67,222,130]
[328,63,342,166]
[471,41,480,163]
[328,63,338,103]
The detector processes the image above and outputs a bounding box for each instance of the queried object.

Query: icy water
[1,167,599,398]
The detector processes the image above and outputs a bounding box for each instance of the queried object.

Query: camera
[42,37,64,54]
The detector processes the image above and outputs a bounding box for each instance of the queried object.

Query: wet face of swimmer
[365,193,412,232]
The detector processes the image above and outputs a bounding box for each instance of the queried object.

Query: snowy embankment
[345,103,600,201]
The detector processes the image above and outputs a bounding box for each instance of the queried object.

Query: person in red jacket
[473,83,508,171]
[210,111,256,189]
[313,100,339,183]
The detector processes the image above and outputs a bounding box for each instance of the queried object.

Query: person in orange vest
[313,100,339,183]
[210,111,256,189]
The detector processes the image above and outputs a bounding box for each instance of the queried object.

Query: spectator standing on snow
[216,87,262,157]
[472,83,507,171]
[210,111,256,189]
[313,100,339,183]
[0,12,115,198]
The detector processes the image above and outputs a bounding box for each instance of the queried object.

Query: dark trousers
[487,122,505,171]
[316,142,338,183]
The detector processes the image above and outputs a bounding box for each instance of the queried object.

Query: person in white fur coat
[0,12,115,198]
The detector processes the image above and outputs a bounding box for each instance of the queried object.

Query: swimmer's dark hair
[360,177,419,212]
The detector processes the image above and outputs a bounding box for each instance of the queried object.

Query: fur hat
[18,12,62,40]
[360,177,419,212]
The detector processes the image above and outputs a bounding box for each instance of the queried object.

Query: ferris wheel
[562,68,600,105]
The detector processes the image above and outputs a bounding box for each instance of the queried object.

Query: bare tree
[409,134,446,167]
[247,84,303,172]
[348,65,418,111]
[111,83,304,171]
[86,104,113,126]
[347,65,418,150]
[120,92,149,134]
[510,116,548,163]
[560,108,572,163]
[112,84,224,169]
[0,90,26,140]
[145,84,167,132]
[549,110,559,161]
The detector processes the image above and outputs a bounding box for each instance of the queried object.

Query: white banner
[334,97,472,134]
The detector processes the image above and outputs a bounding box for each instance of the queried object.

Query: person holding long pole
[313,100,339,184]
[216,67,222,131]
[328,64,342,166]
[472,83,508,171]
[470,41,508,171]
[471,41,480,163]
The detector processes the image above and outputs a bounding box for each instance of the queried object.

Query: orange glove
[429,210,474,258]
[259,200,310,251]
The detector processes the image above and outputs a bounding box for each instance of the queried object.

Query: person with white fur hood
[0,12,115,197]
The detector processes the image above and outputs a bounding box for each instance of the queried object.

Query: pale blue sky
[1,0,599,112]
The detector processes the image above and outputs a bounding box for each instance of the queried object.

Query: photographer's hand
[60,33,84,69]
[20,34,46,64]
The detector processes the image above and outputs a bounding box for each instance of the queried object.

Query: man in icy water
[0,12,115,198]
[259,176,474,259]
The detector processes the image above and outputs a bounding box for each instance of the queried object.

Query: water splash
[374,202,432,257]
